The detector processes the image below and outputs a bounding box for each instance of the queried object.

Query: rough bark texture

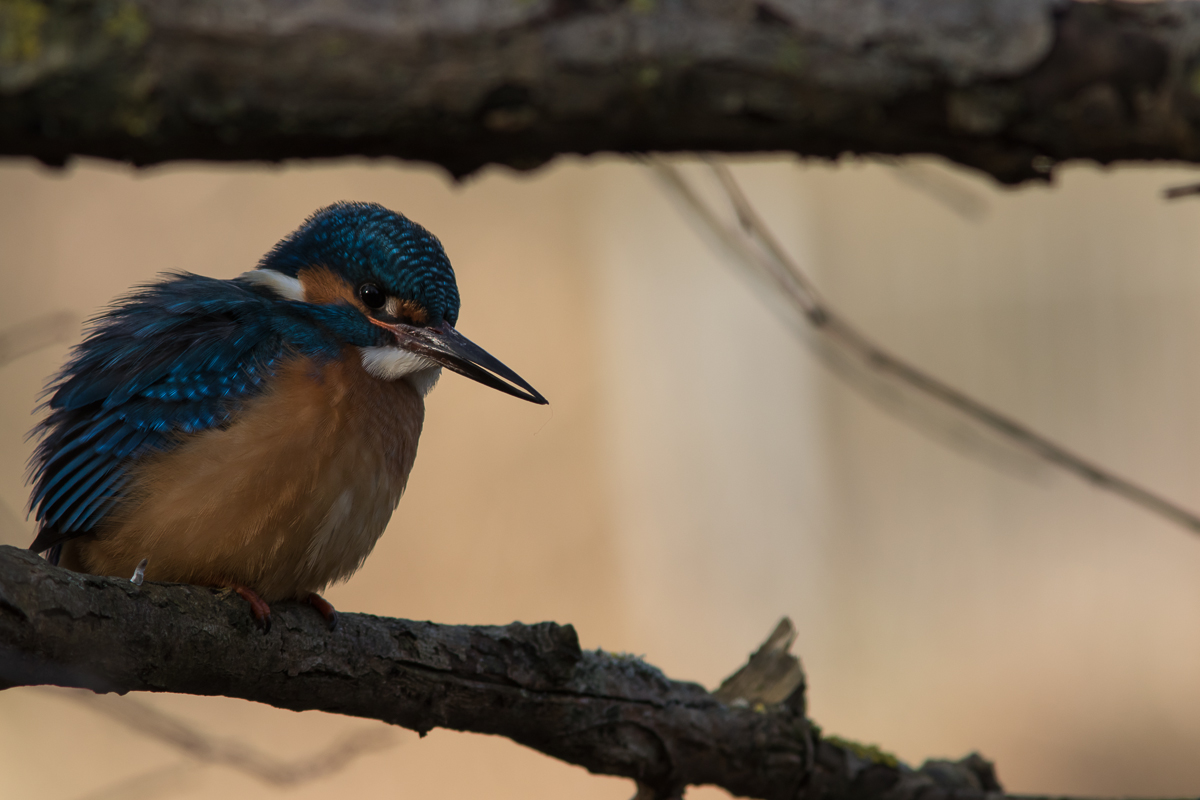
[2,0,1200,182]
[0,544,1013,800]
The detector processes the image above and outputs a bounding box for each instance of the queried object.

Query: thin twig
[647,158,1043,477]
[45,688,398,787]
[1163,182,1200,200]
[0,310,80,545]
[70,761,200,800]
[0,311,79,369]
[889,161,991,222]
[0,500,29,545]
[649,158,1200,534]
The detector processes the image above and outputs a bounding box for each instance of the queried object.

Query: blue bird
[27,202,546,630]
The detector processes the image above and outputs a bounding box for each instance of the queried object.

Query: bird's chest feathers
[283,356,424,584]
[103,351,426,599]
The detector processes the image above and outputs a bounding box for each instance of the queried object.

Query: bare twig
[0,311,79,369]
[649,158,1200,535]
[890,163,991,222]
[48,688,397,787]
[647,158,1043,478]
[1163,182,1200,199]
[0,310,79,544]
[70,762,200,800]
[0,501,28,545]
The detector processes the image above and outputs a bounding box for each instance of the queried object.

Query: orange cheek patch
[298,267,429,325]
[394,299,429,326]
[299,266,363,310]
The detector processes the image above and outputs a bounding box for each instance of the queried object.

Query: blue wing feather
[28,274,293,551]
[61,472,129,532]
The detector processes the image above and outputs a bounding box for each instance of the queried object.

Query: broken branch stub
[714,617,807,713]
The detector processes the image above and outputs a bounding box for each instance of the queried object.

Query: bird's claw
[228,584,272,634]
[307,593,339,631]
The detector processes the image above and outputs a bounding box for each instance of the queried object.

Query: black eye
[358,283,385,310]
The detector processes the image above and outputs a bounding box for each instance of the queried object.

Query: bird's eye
[358,283,385,310]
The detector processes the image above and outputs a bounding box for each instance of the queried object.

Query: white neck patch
[238,268,305,301]
[359,346,442,396]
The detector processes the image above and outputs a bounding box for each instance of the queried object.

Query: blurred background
[3,154,1200,799]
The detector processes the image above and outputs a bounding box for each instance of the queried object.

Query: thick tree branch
[0,544,1031,799]
[2,0,1199,182]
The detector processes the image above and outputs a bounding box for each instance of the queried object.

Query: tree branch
[0,544,1058,800]
[3,0,1199,182]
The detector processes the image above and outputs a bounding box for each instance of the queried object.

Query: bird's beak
[371,319,547,404]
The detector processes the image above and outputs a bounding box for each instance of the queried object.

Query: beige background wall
[2,154,1200,799]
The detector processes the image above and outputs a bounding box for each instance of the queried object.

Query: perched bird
[27,202,546,630]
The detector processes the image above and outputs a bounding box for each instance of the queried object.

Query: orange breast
[65,349,426,601]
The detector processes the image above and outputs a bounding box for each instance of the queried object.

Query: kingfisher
[26,201,546,631]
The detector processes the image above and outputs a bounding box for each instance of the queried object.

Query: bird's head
[244,201,546,404]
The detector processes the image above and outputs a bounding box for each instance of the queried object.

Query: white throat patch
[238,268,305,301]
[359,346,442,396]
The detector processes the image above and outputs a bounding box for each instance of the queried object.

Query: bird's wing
[28,274,291,552]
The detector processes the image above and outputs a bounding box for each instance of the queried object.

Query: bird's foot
[306,593,339,631]
[227,583,272,633]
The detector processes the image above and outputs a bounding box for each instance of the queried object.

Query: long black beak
[373,319,547,404]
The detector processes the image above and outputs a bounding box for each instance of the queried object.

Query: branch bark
[0,544,1020,799]
[2,0,1199,182]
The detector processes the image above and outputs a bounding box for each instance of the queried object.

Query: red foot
[307,593,339,631]
[228,584,272,633]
